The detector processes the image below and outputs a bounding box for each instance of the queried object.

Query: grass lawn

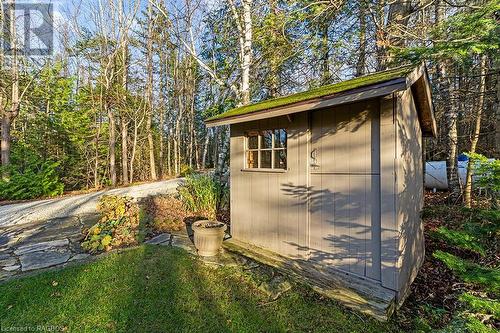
[0,245,400,333]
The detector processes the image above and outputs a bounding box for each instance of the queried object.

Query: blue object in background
[458,153,468,161]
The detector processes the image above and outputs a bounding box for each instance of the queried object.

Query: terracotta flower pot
[192,220,227,256]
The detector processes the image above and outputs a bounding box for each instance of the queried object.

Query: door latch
[310,148,319,168]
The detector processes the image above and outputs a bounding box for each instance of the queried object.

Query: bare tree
[464,55,488,207]
[146,1,158,180]
[356,0,367,76]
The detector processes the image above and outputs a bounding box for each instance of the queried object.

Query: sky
[4,0,213,58]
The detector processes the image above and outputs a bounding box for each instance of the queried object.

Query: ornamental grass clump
[82,195,140,253]
[178,174,228,220]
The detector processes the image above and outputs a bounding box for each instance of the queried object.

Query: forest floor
[397,193,499,332]
[0,178,184,228]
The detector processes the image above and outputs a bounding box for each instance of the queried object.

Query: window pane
[248,135,258,149]
[247,151,258,168]
[261,130,273,149]
[261,150,272,168]
[274,129,287,148]
[274,150,287,169]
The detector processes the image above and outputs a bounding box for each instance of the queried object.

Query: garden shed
[205,63,437,320]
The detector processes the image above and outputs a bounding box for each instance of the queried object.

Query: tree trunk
[229,0,253,105]
[378,0,411,70]
[356,0,367,77]
[121,44,129,185]
[1,114,12,169]
[240,0,252,104]
[94,114,101,189]
[159,107,165,178]
[129,117,139,182]
[464,55,487,207]
[173,137,179,175]
[146,2,157,181]
[202,129,210,169]
[216,125,230,175]
[159,52,166,178]
[121,116,128,185]
[320,19,330,84]
[443,63,460,198]
[434,1,459,198]
[268,0,280,97]
[1,1,19,172]
[213,127,219,170]
[167,135,172,175]
[107,105,117,187]
[194,127,200,169]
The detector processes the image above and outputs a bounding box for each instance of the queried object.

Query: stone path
[0,215,96,280]
[0,178,187,281]
[0,211,200,282]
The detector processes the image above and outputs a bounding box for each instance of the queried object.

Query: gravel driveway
[0,178,184,228]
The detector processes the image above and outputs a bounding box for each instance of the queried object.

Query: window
[246,129,287,170]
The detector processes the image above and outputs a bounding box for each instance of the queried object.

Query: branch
[227,0,243,36]
[151,0,239,97]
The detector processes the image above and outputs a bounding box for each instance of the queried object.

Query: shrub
[81,195,140,253]
[180,164,194,177]
[143,195,189,232]
[0,161,64,200]
[466,153,500,207]
[433,250,500,294]
[432,227,486,256]
[178,174,228,220]
[463,209,500,243]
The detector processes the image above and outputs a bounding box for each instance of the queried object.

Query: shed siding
[229,92,425,298]
[309,100,381,280]
[395,89,425,299]
[230,113,309,259]
[379,95,399,291]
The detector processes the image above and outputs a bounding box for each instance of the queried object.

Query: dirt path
[0,178,184,228]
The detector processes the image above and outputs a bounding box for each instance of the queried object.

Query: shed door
[309,100,381,281]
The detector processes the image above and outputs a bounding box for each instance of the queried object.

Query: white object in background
[425,158,495,190]
[425,161,448,190]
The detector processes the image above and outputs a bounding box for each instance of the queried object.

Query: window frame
[244,129,287,171]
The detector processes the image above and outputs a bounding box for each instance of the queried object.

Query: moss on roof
[206,65,415,122]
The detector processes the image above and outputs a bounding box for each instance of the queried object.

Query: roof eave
[205,78,407,128]
[408,63,438,137]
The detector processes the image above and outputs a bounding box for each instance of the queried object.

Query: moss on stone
[206,65,415,122]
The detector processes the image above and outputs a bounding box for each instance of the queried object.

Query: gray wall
[395,88,425,300]
[309,100,381,280]
[230,113,309,258]
[229,92,425,296]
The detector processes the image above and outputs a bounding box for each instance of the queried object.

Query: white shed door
[309,100,381,281]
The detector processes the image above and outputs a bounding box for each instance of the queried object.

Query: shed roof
[205,63,437,137]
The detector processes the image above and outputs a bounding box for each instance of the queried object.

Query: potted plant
[191,220,227,256]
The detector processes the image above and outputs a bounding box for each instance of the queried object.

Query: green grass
[464,316,498,333]
[459,293,500,320]
[0,246,398,333]
[433,250,500,294]
[206,65,415,122]
[431,227,486,256]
